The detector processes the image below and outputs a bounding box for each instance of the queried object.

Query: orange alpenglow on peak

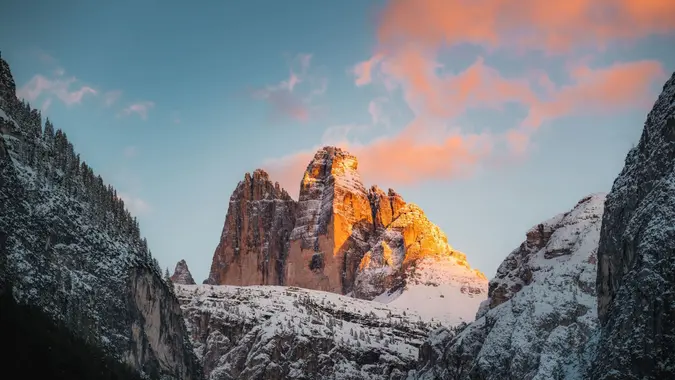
[206,146,487,312]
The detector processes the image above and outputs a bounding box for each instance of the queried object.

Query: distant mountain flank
[201,146,487,322]
[0,56,201,380]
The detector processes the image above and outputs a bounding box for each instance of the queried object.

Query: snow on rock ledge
[176,284,447,380]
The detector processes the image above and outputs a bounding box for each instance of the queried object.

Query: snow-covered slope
[176,284,447,380]
[372,256,486,323]
[410,193,605,380]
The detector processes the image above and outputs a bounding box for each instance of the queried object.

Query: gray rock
[592,71,675,379]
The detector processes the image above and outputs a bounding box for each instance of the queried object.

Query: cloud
[251,53,327,123]
[17,74,97,106]
[263,0,670,193]
[118,192,151,216]
[371,0,675,56]
[120,101,155,120]
[103,90,122,107]
[368,97,390,127]
[329,0,671,185]
[263,130,492,198]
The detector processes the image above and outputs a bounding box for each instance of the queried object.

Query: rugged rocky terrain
[172,259,197,285]
[410,193,605,380]
[205,169,297,286]
[0,57,201,379]
[206,147,487,320]
[176,283,445,380]
[591,72,675,379]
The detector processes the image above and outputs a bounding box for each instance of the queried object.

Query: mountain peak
[170,259,196,285]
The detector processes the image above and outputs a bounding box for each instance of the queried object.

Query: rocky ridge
[410,193,605,380]
[172,259,196,285]
[176,283,444,380]
[591,71,675,379]
[0,56,201,379]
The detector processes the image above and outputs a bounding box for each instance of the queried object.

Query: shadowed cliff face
[171,260,196,285]
[592,72,675,380]
[206,169,297,286]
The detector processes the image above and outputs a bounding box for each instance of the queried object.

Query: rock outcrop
[205,169,297,286]
[285,147,375,294]
[591,72,675,379]
[171,260,196,285]
[0,56,201,380]
[410,193,605,380]
[176,284,441,380]
[207,146,487,309]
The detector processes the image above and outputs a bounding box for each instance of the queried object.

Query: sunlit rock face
[205,169,297,286]
[206,146,486,318]
[284,147,375,294]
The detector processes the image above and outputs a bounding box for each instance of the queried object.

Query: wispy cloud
[17,74,97,106]
[103,90,122,107]
[251,53,327,123]
[119,101,155,120]
[40,98,52,113]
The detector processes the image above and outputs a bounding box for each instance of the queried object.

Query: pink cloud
[120,101,155,120]
[334,0,671,184]
[258,0,671,192]
[17,74,97,106]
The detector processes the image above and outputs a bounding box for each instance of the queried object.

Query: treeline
[0,282,146,380]
[2,97,162,274]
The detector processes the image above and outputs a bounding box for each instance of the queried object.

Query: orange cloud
[263,133,492,198]
[522,60,666,130]
[269,0,671,193]
[374,0,675,56]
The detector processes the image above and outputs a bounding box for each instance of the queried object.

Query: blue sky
[1,0,674,283]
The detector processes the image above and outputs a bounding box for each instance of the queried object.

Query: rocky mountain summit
[0,57,201,379]
[411,193,605,380]
[206,147,487,319]
[172,259,196,285]
[591,72,675,379]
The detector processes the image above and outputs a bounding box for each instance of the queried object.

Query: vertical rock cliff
[411,194,605,380]
[0,56,201,380]
[285,147,374,294]
[206,169,297,286]
[591,72,675,379]
[171,260,196,285]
